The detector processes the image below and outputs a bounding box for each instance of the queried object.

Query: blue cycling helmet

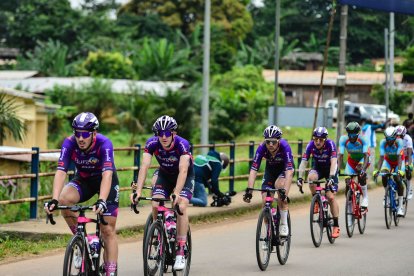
[263,125,282,139]
[313,127,328,138]
[152,115,178,134]
[72,112,99,131]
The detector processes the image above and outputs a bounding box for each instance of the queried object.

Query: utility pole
[384,28,389,122]
[335,4,348,147]
[201,0,211,154]
[273,0,281,125]
[389,12,395,96]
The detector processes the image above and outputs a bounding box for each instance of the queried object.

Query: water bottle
[165,211,176,241]
[322,197,328,211]
[87,234,100,258]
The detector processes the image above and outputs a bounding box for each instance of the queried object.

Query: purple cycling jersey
[144,135,193,174]
[250,139,294,171]
[57,133,116,178]
[302,139,337,168]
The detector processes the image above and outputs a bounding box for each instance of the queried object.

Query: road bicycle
[379,172,401,228]
[402,177,409,217]
[246,187,291,271]
[132,195,191,276]
[300,180,335,247]
[45,204,108,276]
[340,173,367,238]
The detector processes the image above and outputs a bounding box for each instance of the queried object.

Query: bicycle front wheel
[310,196,323,248]
[172,226,192,276]
[345,190,355,238]
[255,209,272,271]
[326,203,335,244]
[143,213,154,254]
[276,210,291,265]
[393,190,400,226]
[403,180,409,217]
[143,222,166,276]
[384,187,392,229]
[357,194,367,234]
[63,235,86,276]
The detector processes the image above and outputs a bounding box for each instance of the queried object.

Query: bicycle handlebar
[44,204,108,225]
[246,187,290,203]
[339,173,359,177]
[131,194,184,216]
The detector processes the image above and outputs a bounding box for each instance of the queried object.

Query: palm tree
[0,93,26,145]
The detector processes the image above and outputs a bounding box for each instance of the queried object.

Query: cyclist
[191,150,230,207]
[243,125,295,237]
[338,122,370,208]
[374,127,406,216]
[44,112,119,276]
[297,127,340,238]
[130,115,194,271]
[395,125,413,199]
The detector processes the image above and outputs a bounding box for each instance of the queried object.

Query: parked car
[344,103,384,125]
[369,104,400,125]
[325,99,352,122]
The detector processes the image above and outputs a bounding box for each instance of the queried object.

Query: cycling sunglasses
[385,137,396,141]
[265,139,279,145]
[74,130,93,139]
[313,137,326,142]
[157,130,173,137]
[348,133,358,139]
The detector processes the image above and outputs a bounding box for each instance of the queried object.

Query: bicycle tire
[357,196,367,235]
[276,210,291,265]
[90,238,103,276]
[393,189,400,226]
[63,235,86,276]
[255,209,272,271]
[345,189,355,238]
[403,179,409,218]
[172,226,192,276]
[326,202,335,244]
[143,222,166,276]
[143,213,154,255]
[310,196,323,248]
[384,187,392,229]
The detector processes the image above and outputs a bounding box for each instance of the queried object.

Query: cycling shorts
[152,168,195,200]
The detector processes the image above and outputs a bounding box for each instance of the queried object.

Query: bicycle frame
[345,175,367,219]
[379,172,400,228]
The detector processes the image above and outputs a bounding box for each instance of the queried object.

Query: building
[262,70,404,107]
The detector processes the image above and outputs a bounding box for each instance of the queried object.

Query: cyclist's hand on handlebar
[243,188,252,203]
[398,170,405,177]
[45,199,59,214]
[93,199,107,215]
[172,193,181,206]
[130,190,141,204]
[297,178,304,187]
[326,177,335,187]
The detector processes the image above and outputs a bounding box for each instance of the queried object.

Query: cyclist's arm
[298,160,308,179]
[247,169,258,189]
[377,156,384,171]
[52,170,67,200]
[407,148,413,165]
[330,157,338,176]
[136,152,152,194]
[337,154,344,170]
[362,153,369,171]
[284,168,294,187]
[397,140,404,170]
[99,170,113,201]
[174,154,190,196]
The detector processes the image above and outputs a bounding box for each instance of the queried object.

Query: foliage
[16,39,70,77]
[399,46,414,82]
[6,0,81,52]
[0,93,27,145]
[210,65,284,140]
[370,84,413,115]
[131,37,200,81]
[83,50,136,79]
[119,0,253,43]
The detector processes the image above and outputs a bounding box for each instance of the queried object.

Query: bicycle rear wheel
[63,235,87,276]
[143,222,166,276]
[276,210,291,265]
[345,190,355,238]
[310,196,323,248]
[255,209,272,271]
[326,203,335,244]
[172,226,192,276]
[403,180,409,217]
[384,187,392,229]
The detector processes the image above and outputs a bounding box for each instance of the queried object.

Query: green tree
[119,0,253,43]
[370,84,413,115]
[83,50,136,79]
[0,93,26,145]
[399,46,414,82]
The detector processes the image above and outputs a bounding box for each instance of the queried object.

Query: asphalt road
[2,187,414,276]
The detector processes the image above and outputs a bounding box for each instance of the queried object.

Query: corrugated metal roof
[263,70,403,86]
[0,70,38,80]
[0,77,184,96]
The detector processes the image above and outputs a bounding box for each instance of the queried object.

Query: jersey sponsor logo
[60,147,67,160]
[104,162,113,167]
[105,148,111,162]
[89,157,99,164]
[58,161,64,167]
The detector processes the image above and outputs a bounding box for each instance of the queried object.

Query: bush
[370,84,413,115]
[83,50,136,79]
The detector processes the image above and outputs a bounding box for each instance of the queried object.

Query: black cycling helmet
[263,125,282,139]
[345,122,361,134]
